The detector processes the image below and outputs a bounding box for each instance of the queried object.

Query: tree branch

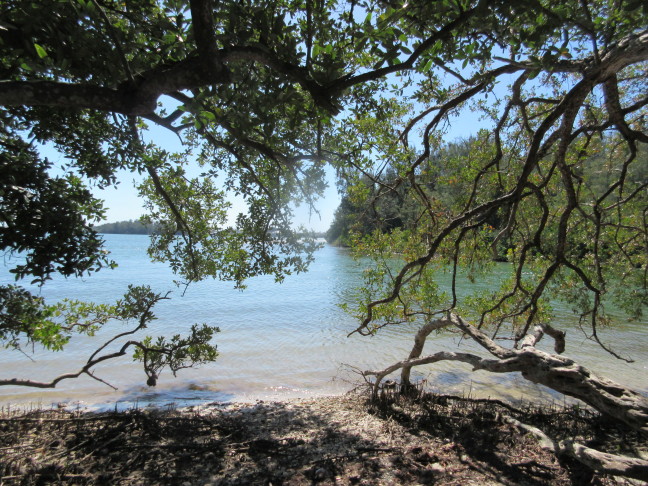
[505,416,648,481]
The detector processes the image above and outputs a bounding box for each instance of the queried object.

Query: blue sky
[93,163,342,232]
[86,120,344,232]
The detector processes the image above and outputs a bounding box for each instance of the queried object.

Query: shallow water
[1,234,646,410]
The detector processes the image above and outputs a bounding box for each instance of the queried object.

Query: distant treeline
[95,219,328,238]
[93,219,156,234]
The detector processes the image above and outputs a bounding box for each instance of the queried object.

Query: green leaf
[34,44,48,59]
[421,59,433,72]
[200,111,216,121]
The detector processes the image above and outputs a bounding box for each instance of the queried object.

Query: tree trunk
[400,318,452,386]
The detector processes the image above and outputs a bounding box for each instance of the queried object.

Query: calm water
[1,234,646,410]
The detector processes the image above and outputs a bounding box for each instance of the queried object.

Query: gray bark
[364,313,648,435]
[400,317,452,385]
[505,416,648,481]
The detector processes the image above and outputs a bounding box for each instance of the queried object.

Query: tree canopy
[1,0,647,477]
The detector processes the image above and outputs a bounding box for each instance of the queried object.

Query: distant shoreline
[94,221,327,239]
[93,219,154,235]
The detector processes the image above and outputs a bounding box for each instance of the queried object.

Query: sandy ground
[0,392,645,485]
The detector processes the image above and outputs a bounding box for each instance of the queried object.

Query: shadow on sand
[1,393,636,485]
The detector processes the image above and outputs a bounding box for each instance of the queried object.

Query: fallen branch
[504,416,648,481]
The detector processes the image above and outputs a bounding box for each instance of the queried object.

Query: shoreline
[1,392,644,485]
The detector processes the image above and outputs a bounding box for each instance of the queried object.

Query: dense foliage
[0,136,112,283]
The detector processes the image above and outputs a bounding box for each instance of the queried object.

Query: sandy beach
[1,391,645,485]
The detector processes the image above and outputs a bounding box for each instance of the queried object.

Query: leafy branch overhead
[0,285,219,389]
[3,0,646,286]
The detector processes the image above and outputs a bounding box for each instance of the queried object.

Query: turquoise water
[1,234,646,410]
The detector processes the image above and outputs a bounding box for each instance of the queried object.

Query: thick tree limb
[400,317,453,385]
[0,80,155,115]
[519,323,566,353]
[561,441,648,481]
[364,314,648,435]
[364,350,493,396]
[1,18,645,130]
[452,313,516,359]
[504,416,648,481]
